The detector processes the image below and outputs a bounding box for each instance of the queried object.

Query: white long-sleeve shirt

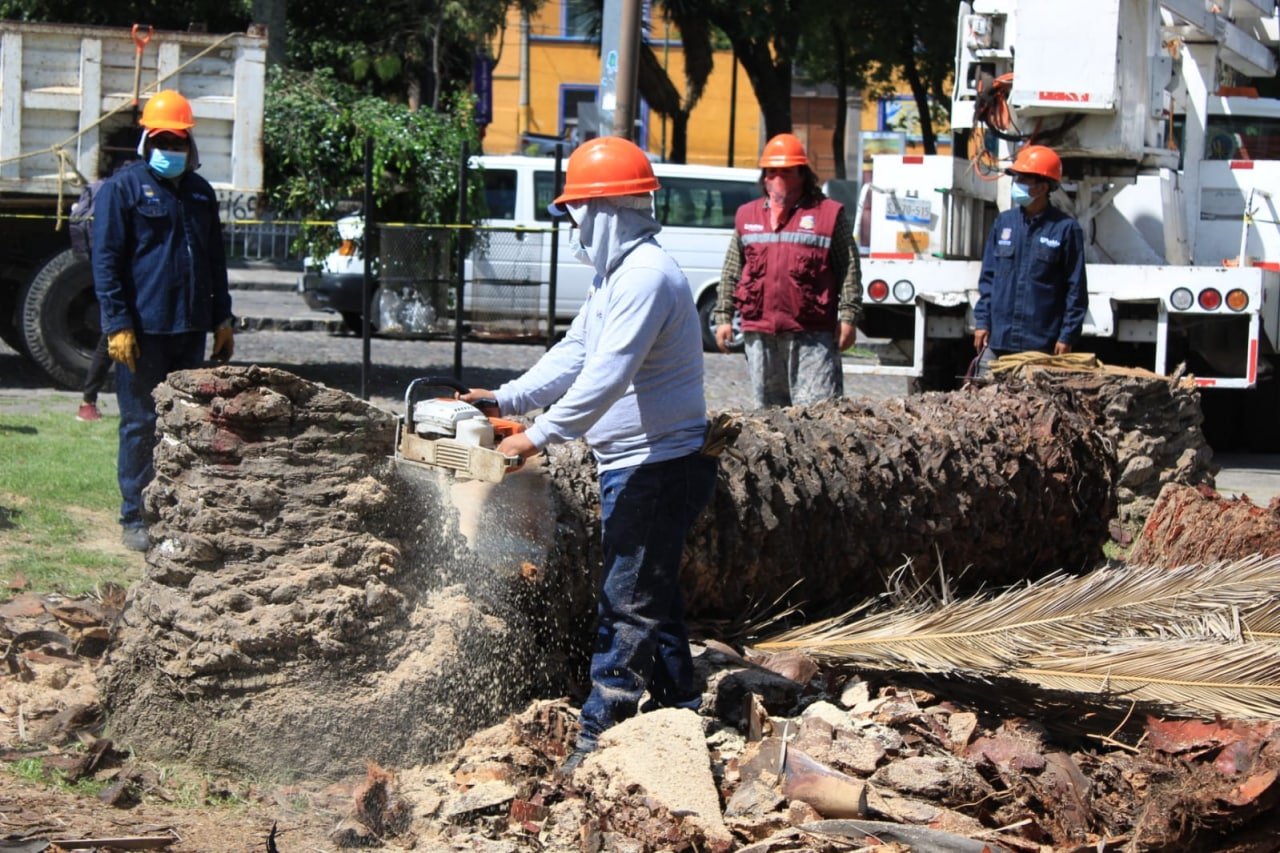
[495,235,706,472]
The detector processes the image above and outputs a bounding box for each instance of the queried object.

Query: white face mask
[566,201,592,266]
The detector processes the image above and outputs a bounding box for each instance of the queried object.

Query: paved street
[3,268,1277,503]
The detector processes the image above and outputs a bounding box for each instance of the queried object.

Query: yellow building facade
[483,0,765,167]
[480,0,948,179]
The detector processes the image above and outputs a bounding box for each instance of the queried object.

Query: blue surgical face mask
[148,148,187,179]
[1011,181,1034,207]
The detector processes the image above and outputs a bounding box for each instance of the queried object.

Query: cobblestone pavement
[1,329,907,416]
[229,329,909,413]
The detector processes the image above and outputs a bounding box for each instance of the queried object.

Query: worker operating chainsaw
[460,136,717,777]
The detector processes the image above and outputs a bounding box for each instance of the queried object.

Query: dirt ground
[0,770,343,851]
[0,564,370,852]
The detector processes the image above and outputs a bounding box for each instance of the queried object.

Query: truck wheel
[20,249,98,389]
[698,293,742,353]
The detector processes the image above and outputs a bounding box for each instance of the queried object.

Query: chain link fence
[370,223,557,342]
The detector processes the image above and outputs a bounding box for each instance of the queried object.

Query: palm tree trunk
[540,385,1116,621]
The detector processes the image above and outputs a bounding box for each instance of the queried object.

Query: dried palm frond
[1239,605,1280,640]
[1014,638,1280,719]
[755,555,1280,674]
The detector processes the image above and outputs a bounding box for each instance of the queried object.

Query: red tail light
[1198,288,1222,310]
[867,279,890,302]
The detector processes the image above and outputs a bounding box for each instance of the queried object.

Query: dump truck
[851,0,1280,449]
[0,20,266,388]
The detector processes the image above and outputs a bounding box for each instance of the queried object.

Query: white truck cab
[467,155,759,350]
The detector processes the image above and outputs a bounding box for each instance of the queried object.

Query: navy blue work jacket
[93,160,230,336]
[973,204,1088,354]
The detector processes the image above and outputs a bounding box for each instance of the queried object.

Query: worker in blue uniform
[973,144,1087,376]
[93,90,233,552]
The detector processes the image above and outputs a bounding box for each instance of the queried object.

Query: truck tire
[20,249,98,389]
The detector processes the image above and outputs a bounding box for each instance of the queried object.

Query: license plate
[886,196,932,225]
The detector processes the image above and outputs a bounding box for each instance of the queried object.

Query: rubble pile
[364,646,1280,851]
[101,366,550,778]
[1130,482,1280,566]
[9,588,1280,850]
[546,383,1116,622]
[1005,363,1214,531]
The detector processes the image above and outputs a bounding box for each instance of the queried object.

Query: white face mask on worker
[567,202,592,265]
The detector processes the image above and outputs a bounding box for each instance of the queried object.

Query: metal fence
[223,216,303,262]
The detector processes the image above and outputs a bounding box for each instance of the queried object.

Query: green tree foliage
[646,0,715,163]
[791,1,956,172]
[695,0,802,139]
[846,3,955,154]
[264,66,482,225]
[0,0,249,32]
[285,0,534,110]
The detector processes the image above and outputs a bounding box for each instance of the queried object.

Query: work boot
[121,525,149,553]
[76,401,101,422]
[553,747,592,781]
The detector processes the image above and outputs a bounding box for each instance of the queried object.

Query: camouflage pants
[743,330,843,408]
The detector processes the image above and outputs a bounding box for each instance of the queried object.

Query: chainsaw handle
[403,376,498,432]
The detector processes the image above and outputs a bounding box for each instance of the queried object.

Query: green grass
[6,756,109,797]
[0,406,142,594]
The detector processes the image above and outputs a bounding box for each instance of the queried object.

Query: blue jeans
[115,331,205,528]
[576,451,719,751]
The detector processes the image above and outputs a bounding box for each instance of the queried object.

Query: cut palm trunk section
[757,555,1280,719]
[1130,482,1280,567]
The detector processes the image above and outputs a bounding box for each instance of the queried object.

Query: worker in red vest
[712,133,862,408]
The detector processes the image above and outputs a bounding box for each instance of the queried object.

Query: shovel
[130,23,153,126]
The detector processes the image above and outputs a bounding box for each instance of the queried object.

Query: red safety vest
[733,195,842,335]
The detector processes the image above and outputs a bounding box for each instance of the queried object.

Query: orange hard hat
[758,133,809,168]
[553,136,660,205]
[1009,144,1062,183]
[140,90,195,133]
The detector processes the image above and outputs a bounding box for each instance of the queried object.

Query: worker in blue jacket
[973,144,1087,375]
[93,90,233,552]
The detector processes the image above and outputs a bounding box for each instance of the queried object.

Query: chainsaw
[394,377,526,483]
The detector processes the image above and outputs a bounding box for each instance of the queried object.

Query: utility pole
[519,9,530,145]
[600,0,643,140]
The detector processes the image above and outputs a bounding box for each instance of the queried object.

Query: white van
[300,155,761,351]
[467,155,760,350]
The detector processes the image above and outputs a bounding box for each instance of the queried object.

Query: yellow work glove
[211,322,235,363]
[107,329,139,373]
